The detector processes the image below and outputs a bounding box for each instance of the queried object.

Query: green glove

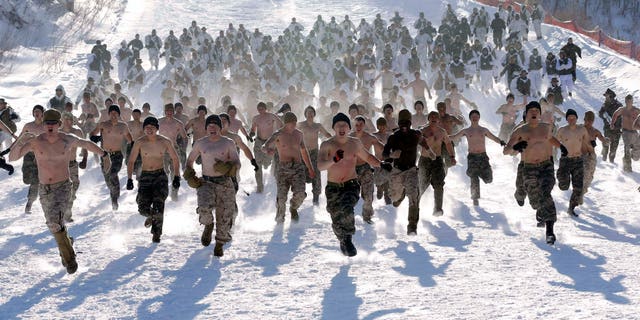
[183,166,202,188]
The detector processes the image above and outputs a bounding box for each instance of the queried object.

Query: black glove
[333,149,344,163]
[560,144,568,157]
[251,158,259,171]
[126,178,134,190]
[246,135,254,143]
[172,176,180,189]
[78,158,87,169]
[512,141,528,153]
[381,161,393,172]
[0,148,9,157]
[590,140,596,147]
[90,135,102,143]
[500,140,507,146]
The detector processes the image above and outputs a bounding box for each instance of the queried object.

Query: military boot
[201,224,214,246]
[340,235,357,257]
[214,242,224,257]
[290,208,299,222]
[53,228,78,274]
[433,188,444,216]
[407,205,419,235]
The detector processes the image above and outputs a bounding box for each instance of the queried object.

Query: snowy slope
[1,0,640,319]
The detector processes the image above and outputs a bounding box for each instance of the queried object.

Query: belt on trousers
[41,179,70,191]
[107,151,122,156]
[326,179,358,188]
[622,129,637,133]
[68,160,77,166]
[523,159,552,168]
[141,168,165,175]
[202,175,228,183]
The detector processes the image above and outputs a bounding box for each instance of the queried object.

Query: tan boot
[53,228,78,274]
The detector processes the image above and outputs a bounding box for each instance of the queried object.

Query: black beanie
[143,116,159,129]
[525,101,541,115]
[108,104,121,115]
[205,114,222,129]
[332,112,351,129]
[565,108,578,120]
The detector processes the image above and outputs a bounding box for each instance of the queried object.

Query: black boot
[201,224,214,246]
[53,228,78,274]
[340,235,357,257]
[290,208,299,222]
[214,242,224,257]
[545,221,556,245]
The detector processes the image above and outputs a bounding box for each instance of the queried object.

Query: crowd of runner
[1,3,639,274]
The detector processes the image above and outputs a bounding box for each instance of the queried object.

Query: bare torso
[556,124,590,157]
[98,120,130,152]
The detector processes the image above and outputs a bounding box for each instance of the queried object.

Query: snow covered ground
[1,0,640,319]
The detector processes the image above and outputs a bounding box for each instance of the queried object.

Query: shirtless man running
[450,110,505,206]
[504,101,565,245]
[610,95,640,172]
[555,109,593,216]
[249,102,283,193]
[262,112,315,223]
[90,104,133,210]
[10,109,110,274]
[419,111,456,216]
[126,116,180,243]
[318,113,386,256]
[350,116,384,223]
[19,105,46,213]
[159,103,187,199]
[184,114,240,257]
[298,106,331,204]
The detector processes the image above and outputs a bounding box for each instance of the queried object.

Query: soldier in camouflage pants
[39,180,72,233]
[374,167,391,204]
[253,137,272,193]
[356,163,374,222]
[137,169,169,239]
[102,151,123,206]
[64,160,80,222]
[557,156,584,211]
[418,156,446,214]
[276,162,307,222]
[466,152,493,201]
[524,160,557,225]
[23,152,39,212]
[325,179,360,241]
[197,176,235,244]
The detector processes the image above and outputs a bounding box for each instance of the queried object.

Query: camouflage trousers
[23,152,39,207]
[514,161,527,204]
[39,180,72,233]
[253,137,273,192]
[622,129,640,171]
[602,128,621,163]
[582,153,597,194]
[374,167,391,202]
[356,163,374,220]
[325,179,360,240]
[63,160,80,221]
[442,142,455,170]
[276,162,307,221]
[499,122,516,142]
[136,169,169,236]
[523,160,557,223]
[389,166,420,225]
[102,151,123,202]
[418,156,446,212]
[305,149,321,198]
[466,152,493,200]
[557,156,584,208]
[196,175,236,243]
